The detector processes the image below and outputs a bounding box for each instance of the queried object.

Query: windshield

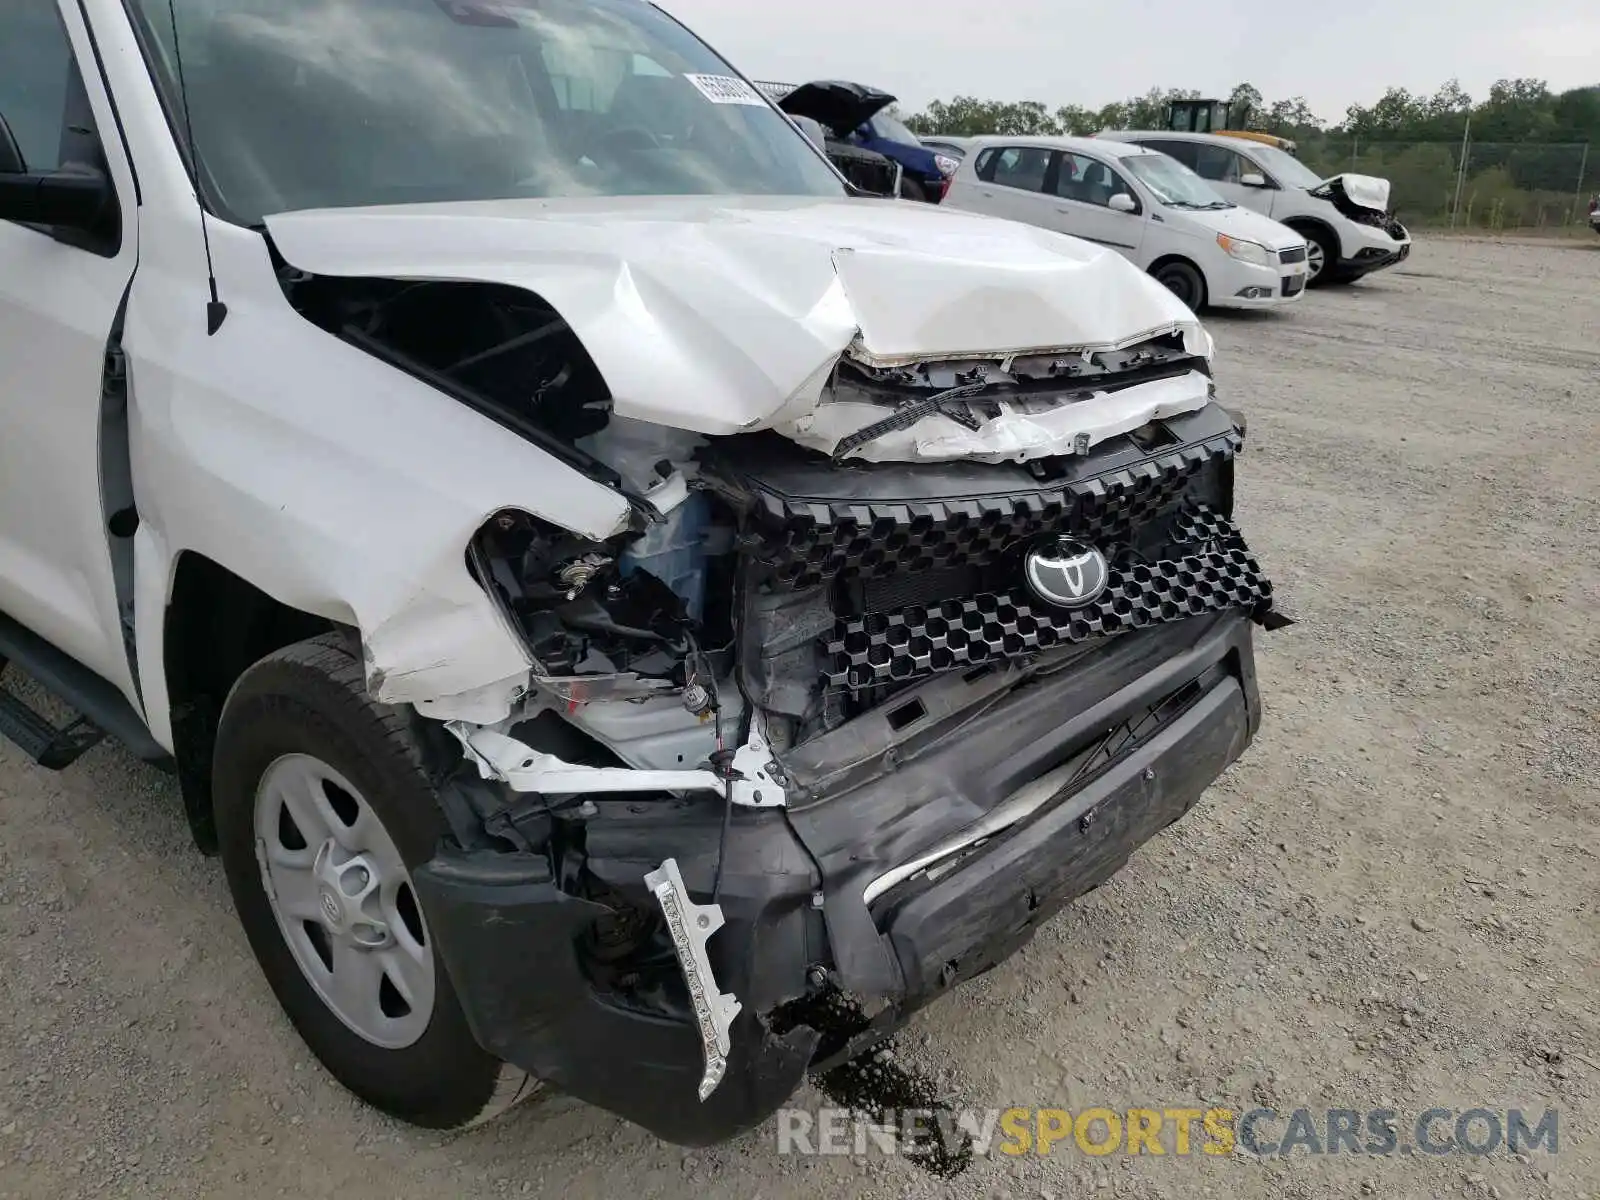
[1246,143,1324,190]
[869,112,922,146]
[129,0,843,223]
[1122,154,1231,210]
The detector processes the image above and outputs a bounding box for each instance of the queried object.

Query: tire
[212,633,534,1129]
[1151,260,1206,312]
[899,176,928,202]
[1299,226,1340,287]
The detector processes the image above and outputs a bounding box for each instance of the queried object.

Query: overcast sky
[661,0,1600,123]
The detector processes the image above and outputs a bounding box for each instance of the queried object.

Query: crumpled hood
[263,195,1208,437]
[1314,173,1390,213]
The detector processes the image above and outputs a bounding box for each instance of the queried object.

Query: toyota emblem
[1024,537,1109,608]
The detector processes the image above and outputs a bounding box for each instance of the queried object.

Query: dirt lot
[1,235,1597,1200]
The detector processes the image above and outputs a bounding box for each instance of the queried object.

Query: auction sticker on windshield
[684,74,768,106]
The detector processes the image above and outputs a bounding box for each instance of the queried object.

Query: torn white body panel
[788,369,1212,463]
[1320,173,1391,213]
[263,195,1209,440]
[124,216,633,724]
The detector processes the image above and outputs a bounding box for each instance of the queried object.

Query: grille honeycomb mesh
[747,433,1240,589]
[823,511,1270,688]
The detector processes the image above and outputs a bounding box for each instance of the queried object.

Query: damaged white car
[0,0,1286,1143]
[1097,130,1413,285]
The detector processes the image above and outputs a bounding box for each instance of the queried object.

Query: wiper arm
[831,382,990,463]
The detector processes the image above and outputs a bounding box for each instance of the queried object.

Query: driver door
[0,2,142,697]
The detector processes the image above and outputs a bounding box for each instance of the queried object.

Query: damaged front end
[1311,173,1410,243]
[265,203,1283,1144]
[409,371,1281,1145]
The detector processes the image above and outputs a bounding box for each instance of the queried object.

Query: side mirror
[1108,192,1138,213]
[0,167,114,232]
[1239,172,1267,188]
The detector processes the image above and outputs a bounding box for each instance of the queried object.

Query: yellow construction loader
[1164,98,1299,155]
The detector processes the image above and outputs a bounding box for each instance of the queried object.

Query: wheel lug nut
[346,866,370,893]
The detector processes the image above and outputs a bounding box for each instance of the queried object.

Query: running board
[0,613,169,769]
[0,669,106,768]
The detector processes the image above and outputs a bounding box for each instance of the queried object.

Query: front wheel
[1300,227,1339,286]
[1151,260,1206,312]
[212,633,533,1129]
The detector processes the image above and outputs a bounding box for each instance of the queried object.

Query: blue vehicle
[775,80,959,202]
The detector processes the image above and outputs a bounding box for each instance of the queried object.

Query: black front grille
[705,404,1274,713]
[1282,275,1304,297]
[1278,246,1307,264]
[824,507,1270,688]
[739,428,1241,589]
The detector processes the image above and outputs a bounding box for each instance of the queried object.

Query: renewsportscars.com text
[775,1106,1559,1159]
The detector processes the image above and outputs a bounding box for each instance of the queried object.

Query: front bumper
[1337,229,1411,277]
[413,610,1261,1145]
[1210,255,1307,309]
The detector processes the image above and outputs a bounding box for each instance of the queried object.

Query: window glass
[868,111,920,146]
[988,147,1051,192]
[1138,139,1199,171]
[1053,151,1134,209]
[1122,153,1231,209]
[1246,143,1323,189]
[1191,144,1244,184]
[126,0,844,223]
[0,7,72,172]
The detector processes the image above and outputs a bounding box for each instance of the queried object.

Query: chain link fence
[1297,139,1593,230]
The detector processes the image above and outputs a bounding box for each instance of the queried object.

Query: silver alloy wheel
[1305,239,1326,280]
[254,753,435,1049]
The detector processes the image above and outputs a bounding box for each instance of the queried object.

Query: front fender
[124,216,631,727]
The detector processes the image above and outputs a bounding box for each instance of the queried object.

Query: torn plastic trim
[446,716,788,808]
[839,320,1212,371]
[644,857,742,1101]
[787,369,1213,464]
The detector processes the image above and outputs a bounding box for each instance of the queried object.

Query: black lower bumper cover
[1339,242,1410,275]
[413,848,819,1145]
[415,612,1260,1145]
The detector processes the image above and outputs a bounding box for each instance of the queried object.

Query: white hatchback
[943,135,1309,312]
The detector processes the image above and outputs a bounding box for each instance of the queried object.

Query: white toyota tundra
[0,0,1284,1143]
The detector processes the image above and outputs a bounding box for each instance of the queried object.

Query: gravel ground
[1,235,1597,1200]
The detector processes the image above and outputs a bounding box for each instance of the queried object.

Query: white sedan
[944,134,1310,311]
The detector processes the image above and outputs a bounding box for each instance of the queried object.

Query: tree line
[901,81,1600,228]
